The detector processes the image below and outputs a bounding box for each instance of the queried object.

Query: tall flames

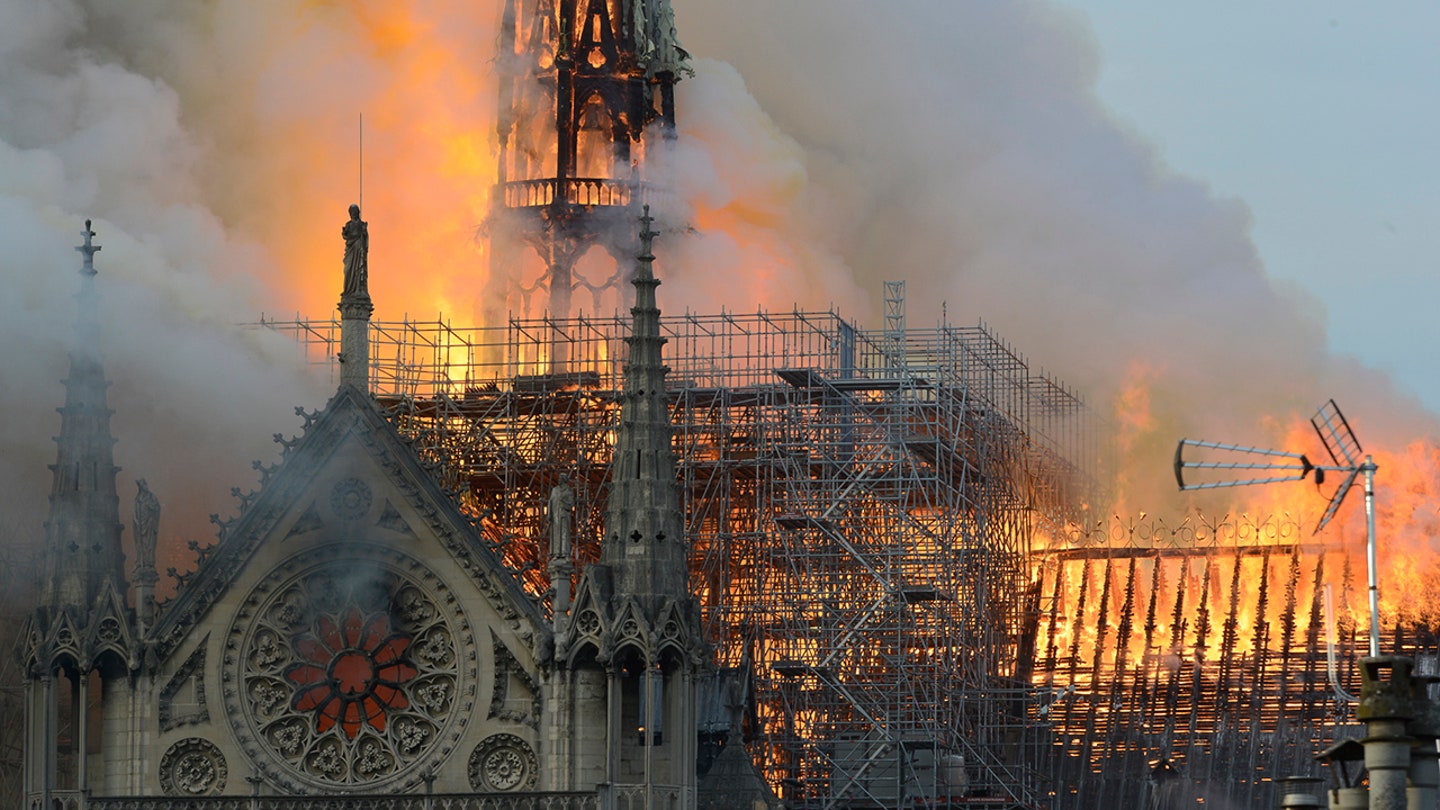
[209,1,836,325]
[179,2,505,320]
[1035,399,1440,701]
[0,3,1430,806]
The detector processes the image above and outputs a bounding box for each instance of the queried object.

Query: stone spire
[601,206,687,606]
[38,220,127,613]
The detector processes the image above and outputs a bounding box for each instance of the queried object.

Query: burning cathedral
[20,3,1440,810]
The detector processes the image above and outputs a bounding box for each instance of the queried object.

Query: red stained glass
[316,699,338,733]
[342,701,363,737]
[283,609,417,740]
[372,637,408,665]
[358,616,386,650]
[294,682,330,711]
[295,638,328,663]
[288,665,327,688]
[373,684,404,709]
[363,696,386,727]
[317,616,343,651]
[341,608,364,647]
[377,662,418,683]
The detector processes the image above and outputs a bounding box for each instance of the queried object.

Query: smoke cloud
[0,0,1435,589]
[0,1,332,580]
[664,0,1438,512]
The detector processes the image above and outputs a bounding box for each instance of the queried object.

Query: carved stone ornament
[576,609,601,637]
[159,738,227,796]
[330,477,374,521]
[468,733,538,792]
[97,615,123,642]
[222,544,477,793]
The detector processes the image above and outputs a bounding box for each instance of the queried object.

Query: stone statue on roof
[633,0,691,79]
[342,203,369,298]
[133,478,159,574]
[549,474,575,559]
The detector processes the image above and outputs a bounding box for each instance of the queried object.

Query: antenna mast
[1174,400,1381,657]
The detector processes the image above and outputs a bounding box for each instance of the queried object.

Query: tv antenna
[1174,400,1380,657]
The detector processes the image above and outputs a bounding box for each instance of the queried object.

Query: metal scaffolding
[258,303,1094,810]
[254,308,1440,810]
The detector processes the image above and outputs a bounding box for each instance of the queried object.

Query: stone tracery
[468,733,538,792]
[158,738,227,796]
[224,546,476,792]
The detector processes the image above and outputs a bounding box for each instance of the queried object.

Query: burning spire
[486,0,689,329]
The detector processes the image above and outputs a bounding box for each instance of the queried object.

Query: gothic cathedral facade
[19,213,726,809]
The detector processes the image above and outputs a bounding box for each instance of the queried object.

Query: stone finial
[76,219,101,275]
[638,204,658,264]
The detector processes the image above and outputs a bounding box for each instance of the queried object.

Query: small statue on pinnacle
[549,474,575,560]
[133,479,160,575]
[342,203,369,299]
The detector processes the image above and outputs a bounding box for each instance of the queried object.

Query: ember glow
[3,0,1435,554]
[223,1,1440,686]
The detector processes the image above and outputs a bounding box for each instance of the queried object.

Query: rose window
[224,546,475,793]
[285,609,418,739]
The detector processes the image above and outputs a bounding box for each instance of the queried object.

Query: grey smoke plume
[664,0,1437,510]
[0,0,1433,576]
[0,1,330,581]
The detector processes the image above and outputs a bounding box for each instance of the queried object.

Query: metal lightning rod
[1174,400,1381,657]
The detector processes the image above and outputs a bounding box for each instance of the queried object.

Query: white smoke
[0,1,521,586]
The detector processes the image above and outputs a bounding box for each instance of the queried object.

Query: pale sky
[1061,2,1440,415]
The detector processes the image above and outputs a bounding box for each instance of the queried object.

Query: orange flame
[1037,419,1440,694]
[199,3,500,322]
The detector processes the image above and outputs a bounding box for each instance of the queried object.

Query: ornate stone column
[338,297,373,391]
